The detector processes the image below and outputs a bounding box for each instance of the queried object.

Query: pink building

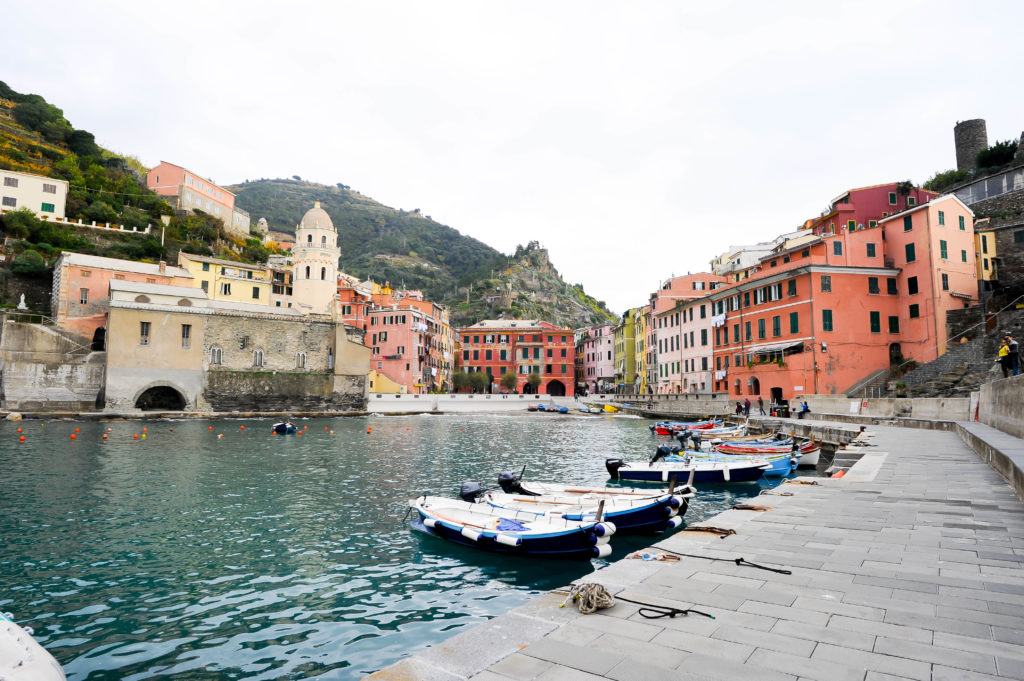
[146,161,250,239]
[578,325,614,393]
[51,252,194,341]
[648,274,727,393]
[806,183,940,236]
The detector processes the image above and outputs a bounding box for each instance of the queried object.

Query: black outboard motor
[676,431,691,448]
[460,481,484,503]
[690,431,702,452]
[497,471,538,495]
[605,458,625,479]
[650,444,676,464]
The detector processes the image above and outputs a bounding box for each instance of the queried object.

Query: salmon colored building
[146,161,250,239]
[650,273,729,393]
[459,320,575,395]
[706,192,976,402]
[51,252,193,342]
[365,288,454,393]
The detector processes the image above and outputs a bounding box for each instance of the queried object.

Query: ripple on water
[0,414,796,680]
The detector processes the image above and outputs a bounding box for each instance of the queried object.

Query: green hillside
[231,179,617,327]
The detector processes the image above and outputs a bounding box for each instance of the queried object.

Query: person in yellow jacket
[998,337,1011,378]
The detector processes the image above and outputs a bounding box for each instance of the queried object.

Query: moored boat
[410,495,617,559]
[272,421,298,434]
[605,454,769,484]
[0,611,66,681]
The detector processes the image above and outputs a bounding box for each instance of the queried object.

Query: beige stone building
[291,201,339,315]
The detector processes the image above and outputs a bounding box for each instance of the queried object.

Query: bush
[923,168,970,192]
[976,140,1018,170]
[83,200,119,224]
[0,208,38,239]
[12,250,48,277]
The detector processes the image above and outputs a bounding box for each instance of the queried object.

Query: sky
[5,1,1024,314]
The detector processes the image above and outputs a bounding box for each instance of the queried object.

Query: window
[201,280,209,292]
[79,288,89,304]
[821,275,831,292]
[822,309,833,332]
[211,347,222,364]
[733,323,740,343]
[462,350,469,360]
[772,315,781,337]
[866,243,876,257]
[833,241,843,256]
[202,262,210,272]
[789,312,799,334]
[888,192,897,205]
[868,277,879,294]
[42,183,56,194]
[485,350,492,361]
[908,196,916,207]
[296,352,306,369]
[908,276,919,295]
[869,311,880,333]
[2,197,16,207]
[905,243,916,263]
[787,279,796,296]
[700,329,707,346]
[181,324,191,349]
[307,234,312,244]
[982,235,988,254]
[869,220,877,228]
[3,177,18,187]
[959,215,965,230]
[221,283,231,295]
[888,316,900,333]
[745,321,751,341]
[252,286,260,299]
[887,278,897,295]
[500,349,507,360]
[41,202,54,213]
[942,273,949,291]
[938,210,945,226]
[961,250,968,263]
[757,318,766,339]
[940,240,948,259]
[252,350,264,367]
[847,220,856,231]
[700,305,706,319]
[903,215,913,231]
[321,235,327,246]
[305,266,310,278]
[140,321,151,345]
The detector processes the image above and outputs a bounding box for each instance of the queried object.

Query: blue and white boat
[669,451,799,477]
[471,474,694,534]
[410,495,617,559]
[605,454,769,484]
[272,421,298,434]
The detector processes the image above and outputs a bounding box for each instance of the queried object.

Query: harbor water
[0,413,799,680]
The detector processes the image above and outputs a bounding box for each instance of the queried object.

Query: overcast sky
[6,1,1024,314]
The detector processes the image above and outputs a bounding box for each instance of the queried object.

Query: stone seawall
[204,371,366,412]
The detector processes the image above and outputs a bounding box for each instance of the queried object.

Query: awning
[748,341,805,354]
[950,291,974,300]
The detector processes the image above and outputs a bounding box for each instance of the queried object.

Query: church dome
[298,201,335,232]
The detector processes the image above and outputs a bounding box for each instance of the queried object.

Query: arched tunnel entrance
[135,386,187,411]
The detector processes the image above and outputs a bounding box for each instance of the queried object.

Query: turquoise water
[0,414,792,680]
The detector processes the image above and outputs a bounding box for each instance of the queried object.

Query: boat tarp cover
[497,517,529,532]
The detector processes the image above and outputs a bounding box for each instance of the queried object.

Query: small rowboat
[0,611,66,681]
[669,451,799,477]
[410,496,617,559]
[650,419,722,435]
[475,474,695,534]
[272,421,297,434]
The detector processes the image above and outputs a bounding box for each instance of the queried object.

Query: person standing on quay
[743,398,751,416]
[998,337,1012,378]
[758,396,765,415]
[1009,335,1021,376]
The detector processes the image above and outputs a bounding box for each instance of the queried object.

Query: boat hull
[485,493,689,535]
[608,461,767,484]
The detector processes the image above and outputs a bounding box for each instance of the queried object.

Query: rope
[650,547,793,575]
[680,526,736,538]
[561,583,616,614]
[616,595,715,620]
[731,504,772,511]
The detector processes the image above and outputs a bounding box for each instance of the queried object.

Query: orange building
[706,193,976,402]
[460,320,575,395]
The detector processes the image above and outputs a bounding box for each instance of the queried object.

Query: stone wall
[0,320,105,411]
[978,374,1024,439]
[204,314,336,372]
[991,220,1024,298]
[971,192,1024,220]
[204,371,365,412]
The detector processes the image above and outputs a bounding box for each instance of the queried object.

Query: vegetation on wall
[924,139,1021,193]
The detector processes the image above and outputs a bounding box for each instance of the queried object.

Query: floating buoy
[324,426,328,430]
[70,433,76,440]
[133,434,139,439]
[16,428,22,433]
[107,427,112,432]
[831,469,845,479]
[102,434,108,439]
[297,431,303,436]
[459,427,464,431]
[272,431,278,436]
[142,427,147,433]
[169,428,174,432]
[406,427,410,431]
[75,427,80,433]
[329,430,334,434]
[19,435,25,442]
[209,426,213,431]
[240,425,245,430]
[367,427,372,433]
[142,433,146,439]
[218,433,223,439]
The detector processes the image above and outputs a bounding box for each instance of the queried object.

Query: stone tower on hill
[291,201,339,315]
[955,119,988,171]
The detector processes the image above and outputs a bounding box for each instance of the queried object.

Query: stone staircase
[844,369,890,398]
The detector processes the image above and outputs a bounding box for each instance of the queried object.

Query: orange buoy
[240,425,245,430]
[297,431,303,436]
[218,433,223,439]
[75,427,80,433]
[107,427,112,432]
[831,469,845,479]
[169,428,174,432]
[133,434,139,439]
[16,427,22,433]
[406,427,410,431]
[142,427,147,433]
[459,427,464,431]
[102,434,108,439]
[324,426,328,431]
[329,430,334,435]
[209,425,214,431]
[70,433,76,440]
[19,435,25,442]
[273,431,278,436]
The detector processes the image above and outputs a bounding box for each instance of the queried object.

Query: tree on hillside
[976,140,1018,169]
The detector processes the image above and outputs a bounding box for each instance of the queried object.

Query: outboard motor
[650,444,675,464]
[605,458,625,479]
[459,481,484,503]
[690,431,702,452]
[676,431,690,448]
[497,471,538,495]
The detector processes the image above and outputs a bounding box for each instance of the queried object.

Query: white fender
[723,466,730,482]
[592,543,613,558]
[460,527,481,541]
[424,518,438,529]
[667,516,683,529]
[594,535,611,546]
[495,533,521,547]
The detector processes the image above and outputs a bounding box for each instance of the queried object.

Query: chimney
[159,260,166,274]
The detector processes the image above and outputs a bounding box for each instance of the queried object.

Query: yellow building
[976,222,997,282]
[633,305,648,394]
[369,369,406,394]
[177,252,273,305]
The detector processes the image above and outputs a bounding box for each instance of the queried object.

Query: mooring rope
[650,547,793,575]
[559,583,715,620]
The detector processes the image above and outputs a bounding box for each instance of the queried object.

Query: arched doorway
[889,343,903,365]
[546,380,566,396]
[91,326,106,351]
[135,386,186,411]
[749,377,760,396]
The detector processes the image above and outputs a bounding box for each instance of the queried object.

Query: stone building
[291,201,339,315]
[103,280,370,412]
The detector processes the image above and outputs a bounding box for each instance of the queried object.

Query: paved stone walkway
[368,423,1024,681]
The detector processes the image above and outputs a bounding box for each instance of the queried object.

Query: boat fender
[665,505,678,517]
[723,466,730,482]
[495,533,521,547]
[593,534,611,546]
[667,516,683,529]
[668,495,683,509]
[461,527,482,541]
[605,458,624,480]
[423,518,438,529]
[594,521,616,537]
[459,481,484,503]
[592,543,613,559]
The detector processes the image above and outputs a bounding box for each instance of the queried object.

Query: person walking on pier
[1009,335,1021,376]
[757,396,765,415]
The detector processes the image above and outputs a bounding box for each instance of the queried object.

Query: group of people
[998,335,1021,378]
[734,396,768,416]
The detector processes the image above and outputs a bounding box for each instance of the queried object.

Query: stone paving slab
[366,421,1024,680]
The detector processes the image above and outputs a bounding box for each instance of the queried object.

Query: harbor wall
[978,374,1024,439]
[0,320,105,411]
